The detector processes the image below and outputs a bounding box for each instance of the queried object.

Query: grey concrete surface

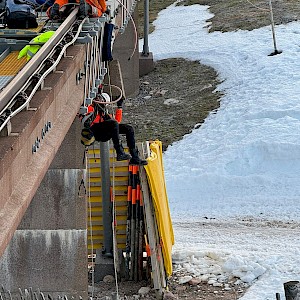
[113,11,139,98]
[19,169,86,230]
[0,169,88,294]
[50,119,84,170]
[139,52,154,76]
[0,229,87,296]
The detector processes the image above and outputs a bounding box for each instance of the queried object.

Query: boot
[116,145,131,161]
[50,3,60,20]
[129,148,148,166]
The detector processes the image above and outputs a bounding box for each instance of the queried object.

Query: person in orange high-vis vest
[80,93,147,165]
[47,0,106,19]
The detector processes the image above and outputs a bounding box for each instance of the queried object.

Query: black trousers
[90,119,136,150]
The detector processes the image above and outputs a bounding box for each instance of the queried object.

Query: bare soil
[132,0,300,150]
[123,58,221,151]
[92,0,300,299]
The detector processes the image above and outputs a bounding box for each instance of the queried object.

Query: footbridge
[0,1,173,298]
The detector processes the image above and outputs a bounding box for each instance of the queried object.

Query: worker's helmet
[101,93,111,103]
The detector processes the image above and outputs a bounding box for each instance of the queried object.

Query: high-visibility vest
[18,31,55,61]
[80,104,122,127]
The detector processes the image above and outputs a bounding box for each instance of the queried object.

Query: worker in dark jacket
[80,93,147,166]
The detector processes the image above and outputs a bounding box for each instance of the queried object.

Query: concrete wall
[50,119,84,170]
[0,169,88,297]
[0,44,88,296]
[113,10,140,98]
[0,230,86,295]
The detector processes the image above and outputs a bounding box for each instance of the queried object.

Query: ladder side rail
[139,166,163,296]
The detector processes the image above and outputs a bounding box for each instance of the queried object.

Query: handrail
[0,8,79,113]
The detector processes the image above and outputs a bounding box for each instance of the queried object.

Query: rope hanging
[107,62,120,299]
[115,0,138,60]
[86,147,95,298]
[244,0,269,12]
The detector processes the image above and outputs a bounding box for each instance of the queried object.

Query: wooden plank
[139,166,162,295]
[153,211,167,288]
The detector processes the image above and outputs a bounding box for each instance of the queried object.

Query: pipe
[100,141,113,257]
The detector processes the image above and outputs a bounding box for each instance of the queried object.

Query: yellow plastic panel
[144,141,174,277]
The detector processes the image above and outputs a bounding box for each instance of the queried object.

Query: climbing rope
[111,150,120,299]
[115,0,138,60]
[92,84,123,104]
[244,0,269,12]
[107,62,120,299]
[86,147,95,298]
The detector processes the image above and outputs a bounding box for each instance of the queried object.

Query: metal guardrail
[117,0,137,33]
[0,8,84,134]
[0,8,79,113]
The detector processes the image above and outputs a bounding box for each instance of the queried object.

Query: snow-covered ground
[142,2,300,299]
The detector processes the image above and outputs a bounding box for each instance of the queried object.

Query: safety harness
[80,100,111,146]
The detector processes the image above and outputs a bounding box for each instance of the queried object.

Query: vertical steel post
[100,141,113,257]
[142,0,150,56]
[268,0,282,55]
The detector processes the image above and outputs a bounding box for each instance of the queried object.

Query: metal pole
[268,0,282,55]
[100,141,113,257]
[142,0,149,56]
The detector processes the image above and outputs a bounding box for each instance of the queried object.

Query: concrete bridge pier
[0,42,88,296]
[0,9,141,292]
[0,120,88,297]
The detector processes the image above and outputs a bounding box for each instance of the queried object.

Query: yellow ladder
[87,145,130,252]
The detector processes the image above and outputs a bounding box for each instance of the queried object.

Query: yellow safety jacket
[18,31,55,61]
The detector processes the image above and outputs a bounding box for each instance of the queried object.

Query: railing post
[142,0,149,56]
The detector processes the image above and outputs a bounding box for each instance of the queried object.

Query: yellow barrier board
[145,141,174,277]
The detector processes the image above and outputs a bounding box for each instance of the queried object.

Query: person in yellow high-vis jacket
[18,31,55,61]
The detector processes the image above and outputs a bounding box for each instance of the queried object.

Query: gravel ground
[123,58,221,151]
